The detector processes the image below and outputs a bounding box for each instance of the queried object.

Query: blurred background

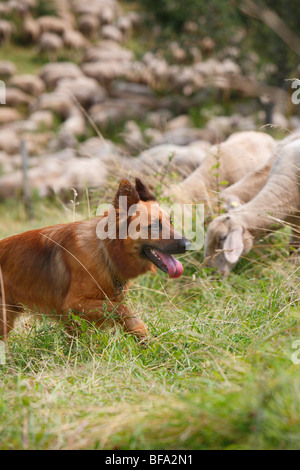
[0,0,299,209]
[1,2,300,450]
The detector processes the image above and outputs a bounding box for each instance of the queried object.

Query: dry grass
[0,197,299,449]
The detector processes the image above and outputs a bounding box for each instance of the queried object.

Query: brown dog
[0,179,190,342]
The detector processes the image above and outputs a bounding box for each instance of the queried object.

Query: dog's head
[108,178,190,279]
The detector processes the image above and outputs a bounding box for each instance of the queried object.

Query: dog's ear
[114,179,140,210]
[135,178,156,201]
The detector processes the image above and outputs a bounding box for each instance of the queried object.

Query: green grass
[0,44,48,76]
[0,198,299,450]
[0,43,83,78]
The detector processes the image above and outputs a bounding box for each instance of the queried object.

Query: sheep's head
[204,214,253,276]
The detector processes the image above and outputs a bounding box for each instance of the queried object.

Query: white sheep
[58,109,86,140]
[37,16,71,35]
[221,132,300,210]
[0,20,13,45]
[168,131,276,205]
[204,137,300,275]
[101,24,123,43]
[0,108,21,124]
[23,10,40,43]
[39,62,83,88]
[81,60,131,85]
[82,42,133,62]
[0,128,20,154]
[77,14,100,39]
[5,88,33,107]
[63,29,87,50]
[0,156,108,199]
[117,16,133,35]
[29,110,54,128]
[99,5,115,25]
[33,92,74,119]
[0,61,16,78]
[55,76,106,108]
[38,32,64,60]
[134,143,209,178]
[10,74,45,97]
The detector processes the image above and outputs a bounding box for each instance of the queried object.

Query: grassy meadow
[0,195,299,450]
[0,0,300,451]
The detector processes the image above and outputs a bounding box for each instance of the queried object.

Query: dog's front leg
[62,298,150,343]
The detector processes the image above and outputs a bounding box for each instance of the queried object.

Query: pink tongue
[155,250,184,278]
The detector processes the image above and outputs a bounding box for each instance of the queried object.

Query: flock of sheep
[0,0,299,275]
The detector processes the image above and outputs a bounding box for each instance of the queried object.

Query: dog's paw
[137,335,153,348]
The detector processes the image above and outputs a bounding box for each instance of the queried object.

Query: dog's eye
[148,220,162,231]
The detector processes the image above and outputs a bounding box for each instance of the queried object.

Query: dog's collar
[100,242,127,296]
[108,259,127,296]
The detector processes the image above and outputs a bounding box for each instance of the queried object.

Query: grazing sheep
[0,108,21,124]
[204,137,300,275]
[0,128,20,154]
[29,110,54,128]
[0,61,16,78]
[63,29,87,50]
[77,14,100,39]
[5,88,33,107]
[168,131,276,205]
[72,0,99,15]
[19,131,52,156]
[38,32,64,60]
[39,62,83,88]
[134,143,209,178]
[10,74,45,97]
[0,20,13,45]
[89,98,148,127]
[56,157,108,193]
[101,24,123,43]
[99,5,115,25]
[117,16,133,35]
[82,42,133,62]
[0,4,12,15]
[23,11,40,43]
[59,108,86,139]
[0,156,108,198]
[220,132,300,210]
[37,16,71,35]
[33,92,74,119]
[81,60,131,85]
[55,76,106,108]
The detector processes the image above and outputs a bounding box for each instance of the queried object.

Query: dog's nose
[178,238,191,252]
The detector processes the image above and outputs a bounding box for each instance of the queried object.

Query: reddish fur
[0,179,183,342]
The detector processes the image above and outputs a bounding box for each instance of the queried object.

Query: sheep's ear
[223,227,244,264]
